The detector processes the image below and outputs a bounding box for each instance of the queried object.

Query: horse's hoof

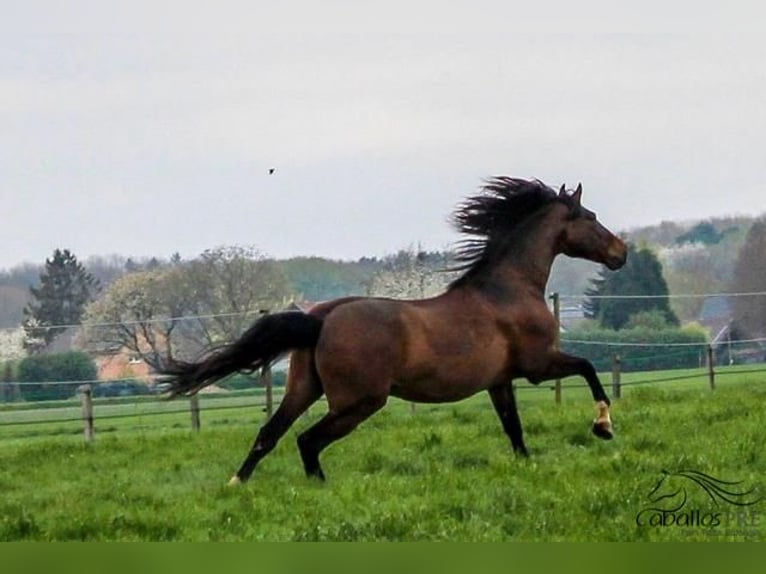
[227,475,243,487]
[592,420,614,440]
[514,446,530,458]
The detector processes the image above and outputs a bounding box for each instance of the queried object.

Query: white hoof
[227,476,242,487]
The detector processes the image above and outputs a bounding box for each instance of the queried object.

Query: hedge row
[15,352,97,402]
[217,370,287,391]
[561,326,708,372]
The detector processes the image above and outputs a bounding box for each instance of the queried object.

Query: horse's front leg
[532,351,614,440]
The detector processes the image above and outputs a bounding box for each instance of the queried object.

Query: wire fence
[0,385,286,439]
[2,289,766,441]
[0,361,283,441]
[2,361,764,442]
[1,288,765,334]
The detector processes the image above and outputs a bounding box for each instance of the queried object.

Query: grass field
[0,368,764,541]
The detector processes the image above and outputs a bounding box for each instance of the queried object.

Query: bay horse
[161,177,627,484]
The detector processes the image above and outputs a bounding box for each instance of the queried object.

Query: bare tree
[77,269,193,370]
[78,246,294,371]
[731,219,766,337]
[187,246,292,341]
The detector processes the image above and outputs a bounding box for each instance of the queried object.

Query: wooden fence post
[707,345,716,391]
[550,292,562,404]
[262,365,273,419]
[79,384,94,442]
[611,354,622,399]
[190,394,201,432]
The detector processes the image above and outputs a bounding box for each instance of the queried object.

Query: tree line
[4,213,766,384]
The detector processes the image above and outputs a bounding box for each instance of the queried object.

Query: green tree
[584,244,678,330]
[22,249,100,352]
[675,221,722,245]
[731,218,766,337]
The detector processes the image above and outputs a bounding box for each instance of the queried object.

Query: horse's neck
[452,209,564,302]
[496,249,557,295]
[489,221,560,297]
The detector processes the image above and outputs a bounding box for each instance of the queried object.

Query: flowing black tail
[159,312,324,397]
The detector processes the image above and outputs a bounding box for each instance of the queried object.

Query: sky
[2,3,765,270]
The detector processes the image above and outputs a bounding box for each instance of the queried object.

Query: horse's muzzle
[605,239,628,270]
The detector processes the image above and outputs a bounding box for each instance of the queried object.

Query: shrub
[92,380,152,398]
[561,325,708,372]
[217,370,287,391]
[16,352,98,401]
[624,310,674,330]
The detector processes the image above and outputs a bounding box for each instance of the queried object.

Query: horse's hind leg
[297,396,386,481]
[229,351,322,485]
[230,390,320,484]
[488,382,529,457]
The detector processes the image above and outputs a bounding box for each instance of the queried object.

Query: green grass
[0,369,764,541]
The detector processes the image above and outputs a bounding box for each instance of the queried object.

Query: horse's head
[633,470,691,518]
[555,184,627,271]
[647,470,686,505]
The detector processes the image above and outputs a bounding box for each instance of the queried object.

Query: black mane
[449,177,570,288]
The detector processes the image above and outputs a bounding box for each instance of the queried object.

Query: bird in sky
[268,167,275,175]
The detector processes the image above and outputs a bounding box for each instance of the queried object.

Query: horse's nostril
[606,242,628,269]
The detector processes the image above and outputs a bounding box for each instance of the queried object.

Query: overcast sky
[2,3,764,270]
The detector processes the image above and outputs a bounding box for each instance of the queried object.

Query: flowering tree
[78,246,293,370]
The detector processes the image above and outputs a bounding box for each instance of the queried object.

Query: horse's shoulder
[494,298,556,338]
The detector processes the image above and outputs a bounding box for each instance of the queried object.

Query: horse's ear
[572,183,583,205]
[558,184,567,197]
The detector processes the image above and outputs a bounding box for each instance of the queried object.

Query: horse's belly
[392,360,506,403]
[392,329,510,402]
[389,381,467,403]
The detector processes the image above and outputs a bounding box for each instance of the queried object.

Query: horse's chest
[502,308,557,345]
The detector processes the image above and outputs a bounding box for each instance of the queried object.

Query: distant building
[94,350,152,381]
[699,296,765,364]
